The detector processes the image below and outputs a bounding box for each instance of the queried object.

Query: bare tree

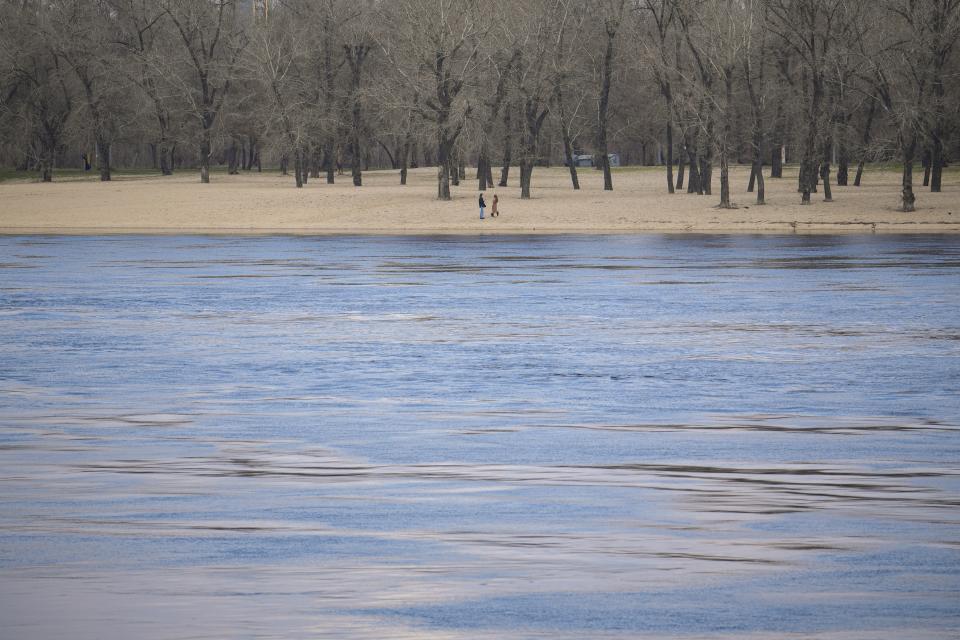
[111,0,178,176]
[54,1,124,181]
[638,0,679,194]
[675,0,717,196]
[0,1,75,182]
[377,0,483,201]
[552,0,587,190]
[925,0,960,192]
[344,42,370,187]
[765,0,852,205]
[478,48,519,191]
[513,0,560,199]
[593,0,627,191]
[2,0,960,203]
[742,0,768,204]
[699,0,750,209]
[247,1,312,187]
[866,0,960,211]
[161,0,247,183]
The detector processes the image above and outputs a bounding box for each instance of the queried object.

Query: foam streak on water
[1,234,959,639]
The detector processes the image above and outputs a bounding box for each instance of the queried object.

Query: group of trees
[1,0,958,211]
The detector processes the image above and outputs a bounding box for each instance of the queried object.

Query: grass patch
[609,165,663,173]
[0,166,258,184]
[0,167,169,184]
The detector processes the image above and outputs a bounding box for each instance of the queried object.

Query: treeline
[0,0,958,211]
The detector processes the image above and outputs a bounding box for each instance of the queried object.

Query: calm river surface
[1,234,959,639]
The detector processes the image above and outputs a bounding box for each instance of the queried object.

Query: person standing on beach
[491,194,499,217]
[479,193,486,219]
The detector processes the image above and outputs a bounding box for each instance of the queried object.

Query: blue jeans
[480,207,485,219]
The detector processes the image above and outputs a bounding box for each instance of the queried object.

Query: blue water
[1,234,958,639]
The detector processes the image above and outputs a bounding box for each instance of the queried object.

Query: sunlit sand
[2,166,956,234]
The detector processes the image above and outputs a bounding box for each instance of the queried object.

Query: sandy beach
[1,165,958,234]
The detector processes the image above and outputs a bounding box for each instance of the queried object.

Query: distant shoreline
[2,166,957,235]
[3,224,959,235]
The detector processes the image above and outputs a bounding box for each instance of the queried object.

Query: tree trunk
[931,140,943,192]
[771,144,783,178]
[400,143,409,185]
[438,163,450,200]
[293,147,304,188]
[819,162,832,201]
[310,147,320,179]
[227,139,240,175]
[39,140,54,182]
[159,140,172,176]
[930,55,945,193]
[901,134,917,213]
[665,122,675,194]
[79,72,112,182]
[769,89,784,179]
[854,97,876,187]
[755,159,765,205]
[698,154,711,195]
[676,148,685,191]
[324,139,335,184]
[597,24,616,192]
[800,156,813,204]
[699,108,713,195]
[563,138,580,190]
[520,160,533,199]
[96,138,111,182]
[499,110,513,187]
[799,75,822,204]
[200,128,211,184]
[478,154,488,191]
[555,87,580,190]
[837,149,848,186]
[400,119,413,186]
[437,137,451,200]
[745,38,766,207]
[685,138,701,194]
[922,149,931,187]
[449,155,460,186]
[345,45,369,187]
[719,151,732,208]
[520,98,548,199]
[718,67,733,209]
[820,140,833,202]
[351,138,362,187]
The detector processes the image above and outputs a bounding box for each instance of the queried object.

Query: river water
[1,234,958,639]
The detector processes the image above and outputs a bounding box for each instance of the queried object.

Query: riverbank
[1,165,957,234]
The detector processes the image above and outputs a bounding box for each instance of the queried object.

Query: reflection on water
[1,234,959,639]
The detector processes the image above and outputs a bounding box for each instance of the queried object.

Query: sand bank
[1,165,958,234]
